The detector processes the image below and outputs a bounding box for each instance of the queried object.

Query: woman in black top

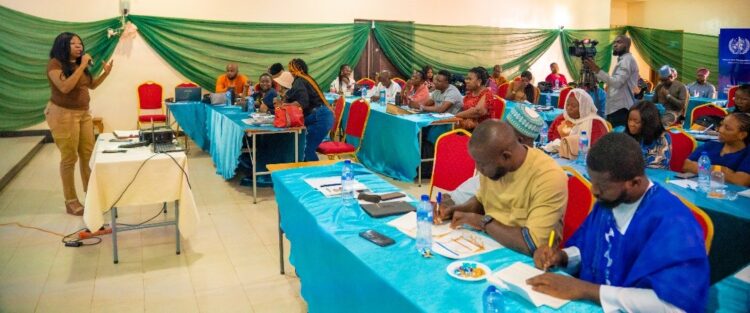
[284,58,334,161]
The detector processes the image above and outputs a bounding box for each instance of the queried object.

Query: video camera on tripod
[568,39,602,107]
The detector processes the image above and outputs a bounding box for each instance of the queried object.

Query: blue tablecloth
[168,101,304,180]
[643,94,728,128]
[206,105,305,180]
[168,101,210,150]
[539,91,561,107]
[555,157,750,283]
[329,96,454,182]
[272,163,602,312]
[707,264,750,312]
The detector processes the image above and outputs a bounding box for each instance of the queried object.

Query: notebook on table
[360,201,415,218]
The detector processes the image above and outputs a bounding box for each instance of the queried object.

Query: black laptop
[175,87,202,102]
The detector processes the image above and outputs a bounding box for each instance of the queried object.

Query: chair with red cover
[137,81,167,129]
[666,127,698,172]
[561,166,595,245]
[316,99,370,160]
[428,129,474,198]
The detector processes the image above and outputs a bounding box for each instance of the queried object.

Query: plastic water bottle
[709,165,725,199]
[361,86,368,100]
[538,121,548,148]
[554,79,560,90]
[483,285,505,313]
[246,96,255,113]
[697,152,711,193]
[545,93,552,106]
[380,89,387,106]
[577,131,589,165]
[225,90,232,106]
[341,160,355,207]
[416,194,432,254]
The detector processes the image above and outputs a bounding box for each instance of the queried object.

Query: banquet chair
[137,81,167,129]
[666,127,698,172]
[561,166,595,245]
[428,129,474,198]
[316,99,370,160]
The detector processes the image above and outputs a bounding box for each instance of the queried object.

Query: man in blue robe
[527,133,709,313]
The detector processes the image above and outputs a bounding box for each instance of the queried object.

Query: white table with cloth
[83,133,200,262]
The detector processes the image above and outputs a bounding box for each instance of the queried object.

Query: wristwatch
[480,215,494,232]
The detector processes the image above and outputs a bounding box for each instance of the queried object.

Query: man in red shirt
[545,62,568,89]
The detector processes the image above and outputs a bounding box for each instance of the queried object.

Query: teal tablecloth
[555,157,750,283]
[168,101,210,150]
[643,94,728,128]
[329,95,454,182]
[272,163,602,312]
[707,264,750,312]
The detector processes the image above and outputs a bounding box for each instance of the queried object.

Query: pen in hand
[543,230,555,271]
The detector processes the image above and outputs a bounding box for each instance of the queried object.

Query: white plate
[446,261,491,282]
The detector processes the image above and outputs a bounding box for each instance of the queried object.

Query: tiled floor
[0,140,428,313]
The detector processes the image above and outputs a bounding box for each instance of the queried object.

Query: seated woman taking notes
[683,112,750,186]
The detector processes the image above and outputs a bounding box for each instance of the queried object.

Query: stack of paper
[488,262,570,309]
[387,212,503,259]
[113,130,140,139]
[303,177,367,197]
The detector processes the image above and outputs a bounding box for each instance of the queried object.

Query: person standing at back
[584,35,639,128]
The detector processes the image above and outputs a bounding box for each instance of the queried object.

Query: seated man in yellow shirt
[215,63,249,95]
[440,120,567,255]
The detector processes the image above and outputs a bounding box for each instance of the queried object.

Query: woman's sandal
[65,199,84,216]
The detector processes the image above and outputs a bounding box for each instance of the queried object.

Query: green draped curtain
[0,6,121,130]
[129,15,369,91]
[626,26,718,85]
[560,28,626,82]
[373,21,559,79]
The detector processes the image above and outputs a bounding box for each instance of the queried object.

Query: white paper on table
[738,189,750,199]
[488,262,570,309]
[303,176,367,197]
[387,212,503,259]
[669,179,698,190]
[735,265,750,284]
[430,113,454,119]
[113,130,139,138]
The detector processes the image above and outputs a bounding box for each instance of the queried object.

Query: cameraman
[583,35,639,128]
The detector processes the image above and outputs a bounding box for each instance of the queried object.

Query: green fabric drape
[0,6,121,130]
[626,26,718,85]
[373,21,559,79]
[560,28,626,82]
[129,15,369,92]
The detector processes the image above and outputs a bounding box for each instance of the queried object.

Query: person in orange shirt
[215,63,249,96]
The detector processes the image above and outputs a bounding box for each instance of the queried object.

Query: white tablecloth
[83,133,199,238]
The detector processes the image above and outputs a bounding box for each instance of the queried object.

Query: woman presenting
[46,32,113,215]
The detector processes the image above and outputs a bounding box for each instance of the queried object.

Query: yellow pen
[548,230,555,248]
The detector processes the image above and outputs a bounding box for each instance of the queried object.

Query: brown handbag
[559,135,580,160]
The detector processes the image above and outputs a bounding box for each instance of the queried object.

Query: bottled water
[225,90,232,106]
[483,285,505,313]
[416,194,432,254]
[361,86,368,100]
[341,160,355,207]
[697,152,711,193]
[380,89,387,106]
[538,121,548,148]
[554,79,560,90]
[577,131,589,165]
[708,165,725,199]
[546,93,552,106]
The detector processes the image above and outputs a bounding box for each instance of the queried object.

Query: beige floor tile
[36,284,95,313]
[195,286,254,313]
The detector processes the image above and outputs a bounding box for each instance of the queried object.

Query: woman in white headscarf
[547,88,610,147]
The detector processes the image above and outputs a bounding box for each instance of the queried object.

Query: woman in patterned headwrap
[278,58,334,161]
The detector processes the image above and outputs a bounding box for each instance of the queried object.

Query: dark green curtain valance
[0,6,120,130]
[129,15,369,91]
[373,21,559,79]
[626,26,718,85]
[560,28,626,82]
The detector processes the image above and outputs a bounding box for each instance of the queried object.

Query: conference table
[326,95,457,183]
[328,95,563,183]
[168,101,305,202]
[707,264,750,312]
[556,157,750,283]
[271,162,602,312]
[84,133,200,263]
